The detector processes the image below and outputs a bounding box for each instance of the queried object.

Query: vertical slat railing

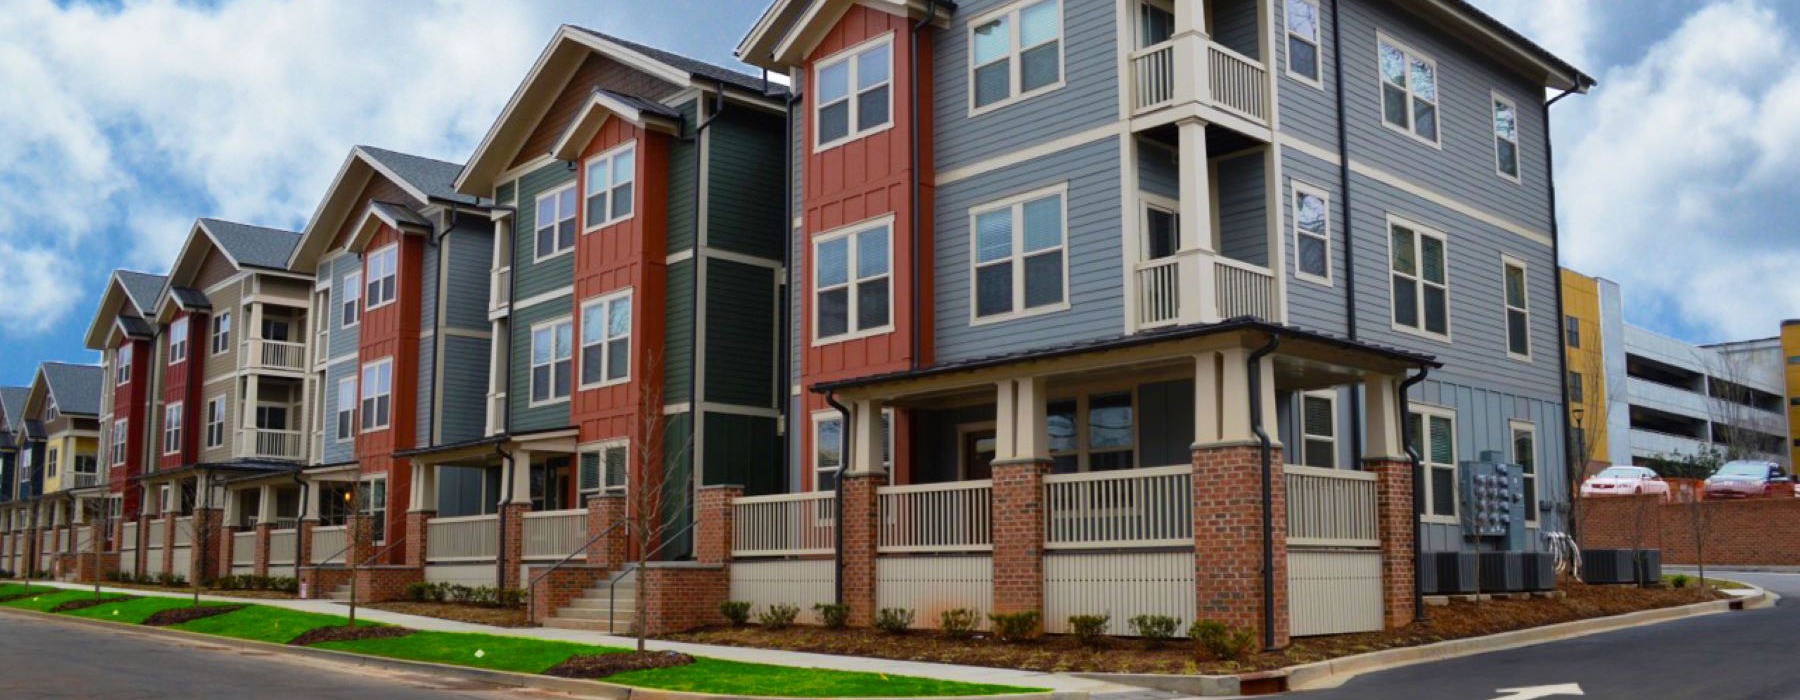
[1283,465,1379,548]
[1044,466,1193,549]
[877,481,993,553]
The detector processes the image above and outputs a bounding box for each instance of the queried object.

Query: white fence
[146,519,166,549]
[876,556,993,630]
[232,531,256,567]
[310,525,347,565]
[522,509,587,561]
[1289,550,1383,636]
[1044,465,1192,549]
[426,514,499,562]
[268,529,298,565]
[1135,257,1181,328]
[729,559,837,615]
[877,481,991,553]
[1129,41,1176,112]
[1207,43,1269,122]
[1045,551,1196,635]
[733,492,836,557]
[252,339,307,371]
[172,517,194,547]
[1284,465,1379,547]
[1215,258,1275,320]
[250,429,304,460]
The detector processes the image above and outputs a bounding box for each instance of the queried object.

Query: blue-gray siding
[327,254,362,362]
[1412,377,1568,553]
[1216,152,1268,266]
[321,359,358,465]
[444,227,494,331]
[440,335,491,443]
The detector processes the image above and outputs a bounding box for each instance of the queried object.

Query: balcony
[489,266,511,318]
[245,429,303,461]
[1138,255,1276,328]
[1130,38,1270,129]
[69,473,101,489]
[245,339,307,373]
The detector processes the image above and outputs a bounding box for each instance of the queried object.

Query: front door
[961,429,997,480]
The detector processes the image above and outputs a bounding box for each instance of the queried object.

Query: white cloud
[0,243,82,334]
[1468,0,1598,78]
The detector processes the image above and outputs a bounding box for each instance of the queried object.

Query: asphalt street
[0,612,559,699]
[1291,570,1800,700]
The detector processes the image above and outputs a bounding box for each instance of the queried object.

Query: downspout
[688,81,727,540]
[1330,0,1364,465]
[823,390,852,606]
[1544,86,1578,541]
[1246,332,1280,651]
[778,76,802,486]
[909,0,940,371]
[1397,366,1430,621]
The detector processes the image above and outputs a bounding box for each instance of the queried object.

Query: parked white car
[1580,466,1670,498]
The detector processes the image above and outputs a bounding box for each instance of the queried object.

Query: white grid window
[211,312,231,355]
[342,270,362,327]
[163,402,183,455]
[1390,218,1450,339]
[204,396,225,449]
[1511,421,1538,524]
[1285,0,1322,84]
[1503,257,1531,360]
[360,359,393,432]
[1408,407,1457,520]
[1493,94,1521,181]
[115,345,132,386]
[1378,35,1440,145]
[580,290,632,388]
[1300,392,1337,469]
[534,186,578,261]
[972,186,1066,322]
[1292,182,1331,283]
[813,413,843,491]
[530,319,574,404]
[335,378,356,441]
[168,319,189,363]
[583,142,636,230]
[580,441,629,496]
[815,37,893,149]
[813,220,892,343]
[365,245,398,310]
[111,418,127,467]
[970,0,1063,112]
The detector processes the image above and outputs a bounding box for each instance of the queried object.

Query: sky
[0,0,1796,387]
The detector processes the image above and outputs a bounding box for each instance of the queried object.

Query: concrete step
[579,586,636,598]
[564,596,637,611]
[551,607,637,622]
[543,617,636,633]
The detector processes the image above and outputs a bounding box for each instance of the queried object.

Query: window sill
[526,397,572,409]
[583,213,636,235]
[531,248,575,266]
[580,377,631,392]
[813,121,896,155]
[1391,323,1453,345]
[968,82,1066,119]
[811,325,896,348]
[969,301,1070,328]
[1380,120,1443,150]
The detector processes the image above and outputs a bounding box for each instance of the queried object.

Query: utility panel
[1459,450,1527,551]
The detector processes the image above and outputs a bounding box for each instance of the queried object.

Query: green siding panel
[661,411,694,560]
[706,108,786,260]
[703,259,776,407]
[508,297,573,434]
[510,161,576,301]
[702,412,780,495]
[663,260,694,402]
[666,100,699,253]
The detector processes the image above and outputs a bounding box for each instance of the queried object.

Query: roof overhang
[741,0,952,70]
[1398,0,1594,92]
[81,273,135,350]
[290,147,439,271]
[345,201,433,254]
[549,91,684,161]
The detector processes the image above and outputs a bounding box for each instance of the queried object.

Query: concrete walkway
[16,580,1140,695]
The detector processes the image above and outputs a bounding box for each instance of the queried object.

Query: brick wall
[1581,494,1800,566]
[404,511,433,567]
[638,564,728,635]
[695,485,741,566]
[189,509,223,586]
[1193,444,1287,648]
[526,563,612,624]
[839,473,884,626]
[253,523,273,577]
[218,526,240,581]
[586,495,627,569]
[353,566,423,602]
[990,460,1049,623]
[300,565,354,599]
[500,503,529,589]
[1367,458,1416,629]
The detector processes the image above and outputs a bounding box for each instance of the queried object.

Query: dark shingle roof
[115,270,168,314]
[567,25,783,96]
[370,201,432,229]
[41,363,103,417]
[169,287,212,311]
[357,146,485,206]
[117,315,156,338]
[599,89,684,119]
[199,219,302,270]
[0,387,27,431]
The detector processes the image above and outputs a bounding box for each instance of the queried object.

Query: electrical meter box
[1459,450,1526,551]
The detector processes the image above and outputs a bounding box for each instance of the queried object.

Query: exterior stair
[543,568,637,633]
[328,582,353,602]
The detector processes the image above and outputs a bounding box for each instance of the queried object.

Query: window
[580,441,629,496]
[1136,0,1173,48]
[210,312,231,355]
[529,319,574,404]
[1503,258,1531,359]
[1378,35,1440,145]
[970,0,1062,112]
[1568,371,1584,403]
[256,405,289,431]
[972,186,1066,321]
[534,186,578,260]
[168,319,189,363]
[163,402,183,455]
[1285,0,1322,84]
[365,245,398,310]
[814,413,843,491]
[46,447,59,479]
[357,478,388,543]
[814,37,892,149]
[583,142,636,229]
[74,454,96,477]
[115,345,132,385]
[580,291,632,387]
[263,317,291,342]
[1493,93,1521,181]
[335,378,356,441]
[1301,391,1337,469]
[204,396,225,449]
[111,419,127,467]
[1565,315,1581,348]
[1511,421,1538,524]
[341,270,362,327]
[813,220,892,342]
[1292,182,1331,283]
[1407,406,1457,520]
[1389,219,1449,339]
[360,360,393,431]
[1141,196,1179,261]
[1048,392,1136,473]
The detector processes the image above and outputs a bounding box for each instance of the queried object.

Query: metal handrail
[607,521,696,634]
[525,516,628,624]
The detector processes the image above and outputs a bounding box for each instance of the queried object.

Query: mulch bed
[546,651,696,679]
[367,601,531,628]
[103,582,298,600]
[666,579,1725,675]
[142,604,246,627]
[50,596,132,613]
[0,591,44,603]
[289,625,417,646]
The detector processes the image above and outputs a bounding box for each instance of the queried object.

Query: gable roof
[83,269,169,349]
[566,25,778,94]
[737,0,950,70]
[39,363,102,418]
[289,146,491,270]
[116,270,168,314]
[0,386,27,433]
[199,219,303,270]
[358,146,484,206]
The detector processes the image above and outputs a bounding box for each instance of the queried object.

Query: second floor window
[211,312,232,355]
[530,319,574,404]
[581,291,632,388]
[814,221,892,342]
[1503,258,1531,359]
[1292,182,1331,283]
[816,37,892,149]
[579,442,629,496]
[583,143,636,229]
[973,188,1066,321]
[535,186,578,261]
[1379,35,1439,145]
[169,319,189,363]
[115,344,132,385]
[342,270,362,327]
[205,396,226,448]
[970,0,1062,112]
[163,402,183,455]
[361,360,393,431]
[1493,94,1521,181]
[1565,315,1581,348]
[1390,220,1449,339]
[111,418,127,467]
[1285,0,1321,84]
[366,245,398,310]
[1568,371,1584,403]
[336,377,356,441]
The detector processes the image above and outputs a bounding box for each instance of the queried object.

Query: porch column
[1362,376,1406,462]
[990,377,1050,626]
[1171,0,1211,105]
[840,400,886,628]
[1176,120,1219,326]
[1192,345,1288,648]
[500,450,532,589]
[586,493,628,569]
[405,463,436,568]
[1199,347,1263,446]
[1363,374,1416,629]
[298,479,321,567]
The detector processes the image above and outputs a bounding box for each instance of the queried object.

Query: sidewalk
[19,580,1139,695]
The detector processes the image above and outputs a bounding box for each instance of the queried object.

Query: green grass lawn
[60,596,234,625]
[313,630,616,674]
[171,605,373,644]
[0,589,130,612]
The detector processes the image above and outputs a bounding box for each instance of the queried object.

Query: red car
[1704,460,1792,499]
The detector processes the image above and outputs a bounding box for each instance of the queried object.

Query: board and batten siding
[665,100,700,253]
[663,260,694,404]
[706,108,787,261]
[1413,377,1567,552]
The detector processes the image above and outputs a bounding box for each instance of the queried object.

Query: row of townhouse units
[0,0,1594,647]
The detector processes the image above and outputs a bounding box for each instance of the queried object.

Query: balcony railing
[490,266,511,316]
[1207,43,1269,123]
[1129,38,1270,126]
[248,429,303,461]
[426,514,500,562]
[1130,42,1176,112]
[310,525,347,565]
[1135,257,1181,328]
[1284,465,1378,548]
[249,339,307,372]
[522,509,587,561]
[1044,465,1192,549]
[70,472,101,488]
[878,480,993,554]
[1215,258,1275,320]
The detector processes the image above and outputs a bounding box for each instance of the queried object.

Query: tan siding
[194,246,238,291]
[204,283,243,383]
[199,387,234,464]
[509,54,687,170]
[327,176,417,252]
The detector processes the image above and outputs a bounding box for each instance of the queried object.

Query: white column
[1363,375,1405,461]
[1171,0,1211,105]
[257,485,278,526]
[1176,119,1220,325]
[303,479,322,522]
[1194,352,1221,447]
[994,380,1019,462]
[1217,347,1252,443]
[410,463,438,512]
[1014,377,1050,462]
[848,399,886,477]
[509,449,533,505]
[222,491,240,528]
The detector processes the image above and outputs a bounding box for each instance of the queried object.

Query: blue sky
[1,0,1797,387]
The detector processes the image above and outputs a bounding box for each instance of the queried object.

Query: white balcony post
[1172,0,1210,105]
[994,380,1019,462]
[222,491,240,528]
[1014,376,1050,462]
[1364,375,1407,461]
[1176,119,1220,325]
[1217,347,1252,443]
[410,463,438,512]
[849,399,886,477]
[1194,352,1221,447]
[257,485,277,526]
[508,449,533,505]
[303,478,321,523]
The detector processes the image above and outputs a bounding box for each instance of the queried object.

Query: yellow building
[1784,321,1800,468]
[1561,269,1608,474]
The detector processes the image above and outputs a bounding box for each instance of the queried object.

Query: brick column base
[161,516,178,579]
[219,526,241,581]
[586,495,627,569]
[638,564,728,635]
[500,503,530,590]
[990,459,1050,625]
[253,523,274,578]
[1367,458,1417,629]
[695,485,741,565]
[404,511,434,568]
[1194,443,1288,649]
[840,473,885,627]
[190,509,223,586]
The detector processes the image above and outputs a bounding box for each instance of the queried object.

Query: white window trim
[116,345,132,386]
[169,319,189,364]
[1501,254,1532,362]
[341,270,362,328]
[1290,179,1333,286]
[163,402,184,456]
[812,33,897,152]
[810,214,896,346]
[111,418,127,467]
[204,395,226,449]
[1386,214,1453,343]
[533,184,579,263]
[579,289,633,390]
[335,377,357,443]
[528,317,575,407]
[1284,0,1324,88]
[955,420,998,479]
[968,183,1071,326]
[1412,403,1458,525]
[579,439,631,496]
[210,311,232,356]
[1300,390,1338,469]
[811,410,845,492]
[1046,391,1141,473]
[1510,419,1539,527]
[967,0,1067,117]
[582,140,638,232]
[1491,90,1523,184]
[1139,191,1180,261]
[364,244,400,312]
[360,358,394,432]
[1375,31,1443,149]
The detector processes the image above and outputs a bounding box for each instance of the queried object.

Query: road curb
[0,603,1081,700]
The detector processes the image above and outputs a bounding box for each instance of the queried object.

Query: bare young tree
[625,353,694,653]
[1566,328,1620,543]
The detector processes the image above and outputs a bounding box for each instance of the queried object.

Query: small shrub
[269,577,300,594]
[874,607,915,634]
[496,588,528,609]
[447,584,474,604]
[1191,620,1257,661]
[720,600,752,626]
[758,603,800,630]
[1129,614,1181,648]
[939,608,979,638]
[1067,614,1111,647]
[814,603,850,629]
[405,581,434,602]
[988,611,1040,642]
[1671,574,1690,589]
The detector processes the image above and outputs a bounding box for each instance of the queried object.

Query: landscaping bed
[366,601,530,628]
[144,604,245,627]
[547,650,695,679]
[289,624,415,646]
[668,579,1726,675]
[50,596,127,613]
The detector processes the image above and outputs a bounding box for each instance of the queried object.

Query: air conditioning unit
[1479,551,1524,593]
[1635,549,1662,584]
[1581,549,1638,584]
[1522,552,1556,591]
[1420,551,1477,594]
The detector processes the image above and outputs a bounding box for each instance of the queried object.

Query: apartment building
[0,386,22,574]
[84,270,170,529]
[0,363,105,578]
[1561,270,1792,472]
